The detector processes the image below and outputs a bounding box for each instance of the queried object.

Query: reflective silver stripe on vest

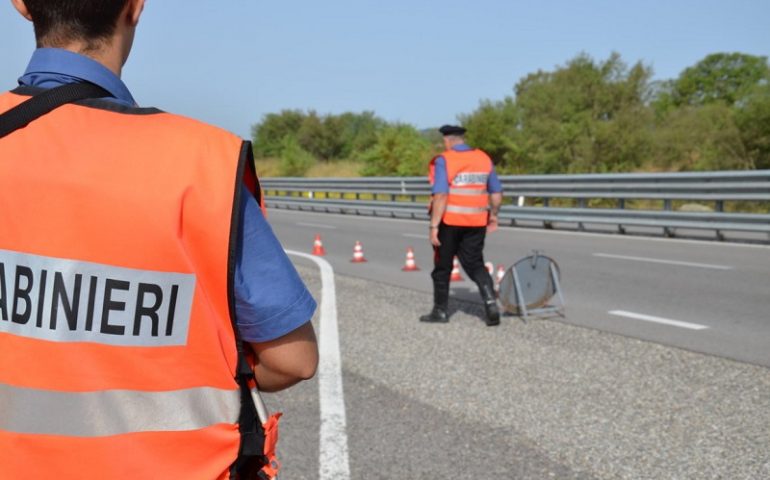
[0,382,240,437]
[449,187,488,196]
[451,172,489,187]
[445,205,489,214]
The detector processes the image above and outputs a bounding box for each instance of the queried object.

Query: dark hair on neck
[23,0,129,50]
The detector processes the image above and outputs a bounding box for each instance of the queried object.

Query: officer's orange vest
[0,88,261,479]
[429,148,493,227]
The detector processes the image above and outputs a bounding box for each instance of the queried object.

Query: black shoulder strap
[0,82,110,139]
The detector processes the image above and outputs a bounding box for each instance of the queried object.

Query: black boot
[419,306,448,323]
[420,282,450,323]
[479,283,500,327]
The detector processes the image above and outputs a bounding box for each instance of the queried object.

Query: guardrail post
[543,198,550,208]
[715,200,724,213]
[618,198,625,209]
[578,198,586,209]
[663,199,674,238]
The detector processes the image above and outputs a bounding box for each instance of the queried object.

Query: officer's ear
[125,0,145,27]
[11,0,33,22]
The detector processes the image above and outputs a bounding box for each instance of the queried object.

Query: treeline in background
[251,52,770,177]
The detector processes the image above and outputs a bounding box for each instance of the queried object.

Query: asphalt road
[267,208,770,367]
[263,256,770,479]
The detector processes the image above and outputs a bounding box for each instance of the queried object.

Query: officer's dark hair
[22,0,130,49]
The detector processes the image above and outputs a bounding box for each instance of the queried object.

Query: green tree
[295,111,327,160]
[650,104,750,171]
[659,53,770,108]
[360,124,436,176]
[735,81,770,169]
[651,53,770,170]
[459,97,523,172]
[296,111,386,161]
[513,52,653,173]
[252,110,304,158]
[252,51,769,176]
[252,110,386,163]
[278,135,316,176]
[338,111,386,160]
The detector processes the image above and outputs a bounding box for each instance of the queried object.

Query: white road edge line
[286,250,351,480]
[593,253,733,270]
[297,222,338,230]
[402,233,428,239]
[608,310,709,330]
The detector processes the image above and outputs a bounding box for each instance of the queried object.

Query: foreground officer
[420,125,504,326]
[0,1,318,478]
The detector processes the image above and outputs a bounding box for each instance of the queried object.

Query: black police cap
[438,125,467,136]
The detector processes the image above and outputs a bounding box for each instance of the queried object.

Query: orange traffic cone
[312,234,326,256]
[402,247,420,271]
[350,241,367,263]
[495,264,506,288]
[450,257,464,282]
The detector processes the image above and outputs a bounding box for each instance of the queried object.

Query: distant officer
[420,125,504,326]
[1,1,317,478]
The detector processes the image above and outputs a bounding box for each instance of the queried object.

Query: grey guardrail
[261,170,770,241]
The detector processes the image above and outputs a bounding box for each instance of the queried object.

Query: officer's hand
[430,228,441,247]
[487,215,499,233]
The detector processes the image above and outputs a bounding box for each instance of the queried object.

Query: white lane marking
[286,250,350,480]
[498,224,770,249]
[609,310,709,330]
[297,222,337,230]
[275,209,770,250]
[403,233,428,239]
[593,253,733,270]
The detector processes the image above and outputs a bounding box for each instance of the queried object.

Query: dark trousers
[431,223,496,310]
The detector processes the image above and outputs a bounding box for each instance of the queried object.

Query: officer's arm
[430,193,448,227]
[249,322,319,393]
[489,192,503,215]
[487,166,503,227]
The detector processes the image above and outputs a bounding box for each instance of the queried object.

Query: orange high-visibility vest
[429,149,493,227]
[0,88,260,479]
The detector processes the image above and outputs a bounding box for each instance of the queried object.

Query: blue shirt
[17,48,316,343]
[431,144,503,194]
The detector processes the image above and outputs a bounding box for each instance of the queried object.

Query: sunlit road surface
[270,208,770,366]
[262,209,770,479]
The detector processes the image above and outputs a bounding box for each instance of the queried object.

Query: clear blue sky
[2,1,768,138]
